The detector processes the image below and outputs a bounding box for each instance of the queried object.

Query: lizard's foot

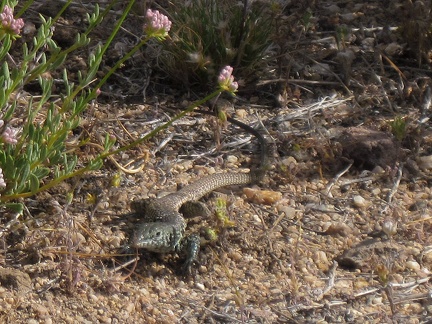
[179,234,201,274]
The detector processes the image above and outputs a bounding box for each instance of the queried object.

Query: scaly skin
[130,111,269,272]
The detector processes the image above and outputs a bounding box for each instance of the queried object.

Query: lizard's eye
[154,231,161,237]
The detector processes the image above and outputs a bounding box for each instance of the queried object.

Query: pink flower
[0,168,5,188]
[143,9,171,39]
[218,66,238,93]
[2,126,18,144]
[1,5,24,36]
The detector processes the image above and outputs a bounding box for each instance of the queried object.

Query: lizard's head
[131,222,182,253]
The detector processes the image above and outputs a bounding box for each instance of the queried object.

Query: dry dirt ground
[1,0,432,323]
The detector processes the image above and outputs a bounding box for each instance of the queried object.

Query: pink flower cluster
[1,5,24,36]
[144,9,172,39]
[0,120,18,144]
[218,66,238,93]
[0,168,5,188]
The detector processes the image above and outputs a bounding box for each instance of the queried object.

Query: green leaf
[39,144,48,161]
[66,155,78,173]
[25,143,33,161]
[89,159,103,170]
[31,142,39,162]
[0,36,12,61]
[17,163,30,191]
[54,165,61,179]
[29,173,40,194]
[5,154,16,179]
[27,122,35,138]
[52,134,66,151]
[32,167,50,179]
[5,203,23,214]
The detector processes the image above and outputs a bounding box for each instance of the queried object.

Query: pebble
[195,282,206,291]
[417,155,432,170]
[34,303,49,317]
[243,188,282,205]
[325,4,340,13]
[371,188,381,196]
[353,195,368,208]
[281,156,297,167]
[276,205,296,219]
[226,155,238,164]
[235,109,248,119]
[406,260,421,271]
[384,42,402,56]
[371,165,385,174]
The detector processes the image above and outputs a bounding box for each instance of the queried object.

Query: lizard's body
[130,111,268,271]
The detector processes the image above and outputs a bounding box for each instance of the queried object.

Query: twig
[316,261,338,301]
[386,163,403,204]
[274,95,353,122]
[153,132,174,154]
[257,78,341,87]
[88,141,145,174]
[340,176,379,186]
[323,161,353,196]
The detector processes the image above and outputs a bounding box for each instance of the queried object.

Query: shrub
[158,0,276,89]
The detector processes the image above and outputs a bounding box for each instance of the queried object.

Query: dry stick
[316,260,338,301]
[152,132,174,155]
[306,56,354,97]
[113,256,139,273]
[288,275,431,314]
[386,163,403,204]
[323,161,353,197]
[361,54,395,112]
[384,284,396,317]
[274,95,353,122]
[340,176,379,186]
[88,141,145,174]
[257,205,324,235]
[257,78,341,87]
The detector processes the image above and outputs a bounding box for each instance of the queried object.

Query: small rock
[371,166,385,174]
[323,222,352,237]
[235,109,248,119]
[195,282,206,291]
[226,155,238,164]
[361,37,375,49]
[276,205,296,219]
[372,297,383,305]
[382,217,397,237]
[340,12,363,23]
[384,42,402,56]
[325,4,340,14]
[406,260,421,271]
[229,250,243,262]
[353,195,368,208]
[243,188,282,205]
[417,155,432,170]
[281,156,297,167]
[33,303,49,317]
[371,188,381,196]
[314,251,330,271]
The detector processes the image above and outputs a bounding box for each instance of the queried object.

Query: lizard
[128,107,269,272]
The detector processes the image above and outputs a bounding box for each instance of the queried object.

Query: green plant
[0,1,157,210]
[0,1,239,213]
[390,116,407,142]
[159,0,276,88]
